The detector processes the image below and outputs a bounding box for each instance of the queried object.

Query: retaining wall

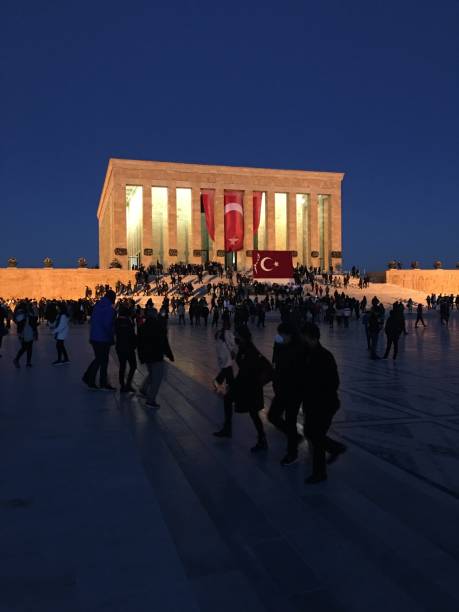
[0,268,136,300]
[386,269,459,294]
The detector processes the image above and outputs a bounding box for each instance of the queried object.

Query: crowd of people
[1,269,458,483]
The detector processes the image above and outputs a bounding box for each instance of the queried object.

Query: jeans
[84,342,111,386]
[384,334,400,359]
[304,405,344,477]
[268,394,303,456]
[117,349,136,388]
[56,339,69,361]
[141,361,165,403]
[16,340,33,364]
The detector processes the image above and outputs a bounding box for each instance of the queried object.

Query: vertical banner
[253,191,262,235]
[201,190,215,241]
[224,190,244,251]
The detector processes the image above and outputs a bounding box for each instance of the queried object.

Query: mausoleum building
[97,159,344,270]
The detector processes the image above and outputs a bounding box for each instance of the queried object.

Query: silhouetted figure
[268,323,304,465]
[137,308,174,408]
[115,304,137,392]
[383,310,403,360]
[300,322,346,484]
[82,290,116,389]
[415,303,426,328]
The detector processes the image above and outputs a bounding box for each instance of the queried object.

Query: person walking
[82,290,116,390]
[137,308,174,408]
[300,322,346,484]
[415,303,426,328]
[368,308,381,359]
[214,326,271,452]
[115,304,137,392]
[212,321,236,400]
[13,301,38,368]
[383,310,403,360]
[268,323,304,465]
[51,301,70,365]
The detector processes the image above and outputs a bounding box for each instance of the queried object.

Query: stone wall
[0,269,136,300]
[386,269,459,294]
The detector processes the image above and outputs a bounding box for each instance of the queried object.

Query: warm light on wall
[176,188,192,263]
[274,193,287,251]
[152,187,168,263]
[296,193,309,265]
[126,186,143,266]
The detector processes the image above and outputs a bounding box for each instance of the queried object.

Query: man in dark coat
[300,322,346,484]
[383,310,404,360]
[137,308,174,408]
[268,322,304,465]
[115,304,137,392]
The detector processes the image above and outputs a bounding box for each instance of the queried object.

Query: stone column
[309,191,319,270]
[266,191,275,250]
[113,182,128,270]
[167,183,177,267]
[214,186,225,265]
[142,184,152,266]
[191,186,202,264]
[330,191,342,271]
[241,190,253,271]
[287,192,297,264]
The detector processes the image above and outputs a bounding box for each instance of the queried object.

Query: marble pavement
[1,308,458,611]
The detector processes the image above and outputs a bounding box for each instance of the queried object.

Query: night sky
[1,0,458,271]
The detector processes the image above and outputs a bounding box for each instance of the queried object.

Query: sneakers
[250,439,268,453]
[327,446,347,465]
[280,453,298,466]
[213,429,232,438]
[145,401,160,408]
[305,474,327,484]
[52,360,63,366]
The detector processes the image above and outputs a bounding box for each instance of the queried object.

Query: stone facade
[97,159,344,270]
[0,269,136,300]
[386,270,459,294]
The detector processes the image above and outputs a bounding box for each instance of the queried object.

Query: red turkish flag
[252,250,293,279]
[224,191,244,251]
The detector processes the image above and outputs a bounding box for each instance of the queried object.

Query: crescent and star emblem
[260,257,279,272]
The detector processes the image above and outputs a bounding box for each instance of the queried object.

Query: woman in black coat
[214,325,270,452]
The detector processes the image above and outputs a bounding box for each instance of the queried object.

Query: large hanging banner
[224,190,244,251]
[252,249,293,278]
[253,191,262,235]
[201,190,215,241]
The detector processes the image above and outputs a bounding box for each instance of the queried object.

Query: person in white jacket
[51,302,70,365]
[213,321,237,437]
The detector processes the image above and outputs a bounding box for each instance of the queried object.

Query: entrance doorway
[225,251,237,270]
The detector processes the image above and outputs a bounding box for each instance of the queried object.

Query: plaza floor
[1,309,459,612]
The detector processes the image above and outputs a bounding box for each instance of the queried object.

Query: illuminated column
[330,191,342,270]
[309,191,319,270]
[322,196,331,271]
[142,185,152,265]
[114,182,128,269]
[215,186,225,264]
[191,186,202,264]
[287,192,297,262]
[266,191,275,250]
[168,183,177,266]
[242,190,253,271]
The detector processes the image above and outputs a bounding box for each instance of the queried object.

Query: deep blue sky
[1,0,458,271]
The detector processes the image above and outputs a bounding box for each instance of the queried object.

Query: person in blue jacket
[82,290,116,389]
